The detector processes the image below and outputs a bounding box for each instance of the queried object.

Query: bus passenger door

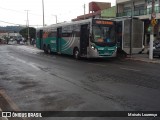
[80,24,89,56]
[57,27,62,53]
[116,21,122,50]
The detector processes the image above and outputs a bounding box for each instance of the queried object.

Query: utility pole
[25,10,30,45]
[149,0,155,60]
[84,4,86,19]
[42,0,45,26]
[130,0,134,56]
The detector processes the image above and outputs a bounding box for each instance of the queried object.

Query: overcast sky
[0,0,116,27]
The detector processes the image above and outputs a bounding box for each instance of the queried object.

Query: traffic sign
[151,18,157,26]
[152,12,156,18]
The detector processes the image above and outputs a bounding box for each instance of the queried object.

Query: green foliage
[19,27,36,39]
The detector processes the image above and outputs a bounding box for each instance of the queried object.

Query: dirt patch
[18,81,39,91]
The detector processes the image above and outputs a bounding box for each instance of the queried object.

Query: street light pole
[149,0,155,60]
[25,10,30,45]
[42,0,45,26]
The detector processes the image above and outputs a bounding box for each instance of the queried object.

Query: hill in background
[0,26,25,33]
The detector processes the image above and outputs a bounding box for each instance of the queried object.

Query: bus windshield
[92,25,115,44]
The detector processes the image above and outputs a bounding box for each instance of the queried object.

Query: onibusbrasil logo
[2,112,42,118]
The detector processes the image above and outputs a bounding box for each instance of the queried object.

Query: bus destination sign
[95,20,113,25]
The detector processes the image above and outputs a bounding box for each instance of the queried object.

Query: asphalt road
[0,45,160,120]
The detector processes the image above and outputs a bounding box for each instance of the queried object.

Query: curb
[125,57,160,64]
[0,90,28,120]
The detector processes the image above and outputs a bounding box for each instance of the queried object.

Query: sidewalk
[126,53,160,64]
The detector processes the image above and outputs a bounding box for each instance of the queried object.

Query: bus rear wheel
[74,48,80,59]
[43,45,48,54]
[47,45,51,54]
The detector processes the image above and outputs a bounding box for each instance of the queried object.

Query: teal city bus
[36,18,117,59]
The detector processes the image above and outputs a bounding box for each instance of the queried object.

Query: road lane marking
[87,63,106,67]
[27,63,40,71]
[6,54,40,71]
[120,67,141,72]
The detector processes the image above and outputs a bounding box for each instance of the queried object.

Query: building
[101,6,116,18]
[72,2,116,21]
[116,0,160,46]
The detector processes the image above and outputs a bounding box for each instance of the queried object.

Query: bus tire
[43,45,48,54]
[47,45,51,54]
[73,48,80,59]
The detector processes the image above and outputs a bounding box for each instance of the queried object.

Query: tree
[19,27,36,40]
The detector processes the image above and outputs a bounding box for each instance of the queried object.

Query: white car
[20,41,25,45]
[8,40,17,45]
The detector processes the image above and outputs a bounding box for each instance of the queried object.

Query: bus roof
[36,18,114,31]
[36,18,92,31]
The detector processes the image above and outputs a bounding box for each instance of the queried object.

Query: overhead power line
[0,6,42,16]
[0,20,23,26]
[0,6,24,13]
[0,20,43,27]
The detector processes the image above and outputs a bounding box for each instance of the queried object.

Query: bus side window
[48,32,57,37]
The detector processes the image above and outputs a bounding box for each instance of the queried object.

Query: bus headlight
[91,45,96,50]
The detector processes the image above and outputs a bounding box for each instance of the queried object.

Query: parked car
[147,40,160,58]
[153,41,160,57]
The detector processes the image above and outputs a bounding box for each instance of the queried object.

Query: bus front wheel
[73,48,80,59]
